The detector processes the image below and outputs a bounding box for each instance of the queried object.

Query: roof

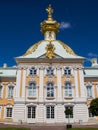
[0,68,17,78]
[15,40,85,62]
[84,67,98,77]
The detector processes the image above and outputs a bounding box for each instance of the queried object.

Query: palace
[0,5,98,124]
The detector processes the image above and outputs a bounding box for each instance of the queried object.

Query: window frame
[64,67,71,75]
[6,107,13,118]
[46,66,54,76]
[64,82,73,98]
[27,106,36,119]
[46,106,55,119]
[27,82,37,98]
[29,67,37,75]
[46,82,55,99]
[86,85,93,99]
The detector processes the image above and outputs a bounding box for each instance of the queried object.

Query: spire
[40,5,60,37]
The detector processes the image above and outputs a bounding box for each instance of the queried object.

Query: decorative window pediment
[64,67,71,75]
[46,66,54,76]
[29,67,37,75]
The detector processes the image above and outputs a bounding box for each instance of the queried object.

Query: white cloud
[60,21,71,29]
[88,52,98,57]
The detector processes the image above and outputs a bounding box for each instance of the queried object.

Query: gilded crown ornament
[46,4,53,21]
[40,4,60,34]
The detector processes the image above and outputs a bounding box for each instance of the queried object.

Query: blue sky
[0,0,98,66]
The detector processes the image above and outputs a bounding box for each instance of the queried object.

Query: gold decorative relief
[23,41,42,56]
[46,41,55,59]
[57,40,77,56]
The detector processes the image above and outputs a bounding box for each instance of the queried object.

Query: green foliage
[64,107,73,115]
[89,98,98,116]
[0,128,30,130]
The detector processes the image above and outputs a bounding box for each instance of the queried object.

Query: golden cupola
[40,5,60,40]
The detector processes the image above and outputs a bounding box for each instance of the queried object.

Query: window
[64,67,71,75]
[8,86,14,99]
[65,106,73,118]
[29,67,37,75]
[6,108,12,118]
[46,106,54,119]
[86,86,92,98]
[47,82,54,98]
[47,67,54,76]
[64,82,72,97]
[0,86,2,98]
[28,106,36,118]
[28,82,37,98]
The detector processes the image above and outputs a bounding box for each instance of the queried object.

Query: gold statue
[46,4,53,21]
[46,42,55,59]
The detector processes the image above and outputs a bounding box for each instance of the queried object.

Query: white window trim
[46,105,55,119]
[5,105,13,119]
[63,66,73,76]
[86,82,94,99]
[26,82,38,99]
[6,82,15,99]
[45,82,56,99]
[63,82,74,98]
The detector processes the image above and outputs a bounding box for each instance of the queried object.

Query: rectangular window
[65,106,73,118]
[46,106,54,119]
[28,106,36,118]
[6,108,12,118]
[87,86,92,98]
[64,87,72,97]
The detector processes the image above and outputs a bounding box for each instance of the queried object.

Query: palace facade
[0,5,98,124]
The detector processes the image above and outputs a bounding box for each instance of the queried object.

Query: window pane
[46,106,54,119]
[6,108,12,118]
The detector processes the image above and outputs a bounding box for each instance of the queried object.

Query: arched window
[86,85,92,98]
[64,67,71,75]
[64,82,72,97]
[7,84,14,99]
[46,82,54,98]
[29,67,37,75]
[28,82,37,98]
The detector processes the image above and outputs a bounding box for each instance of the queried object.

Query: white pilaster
[74,69,79,97]
[79,68,86,97]
[22,69,26,98]
[15,69,21,98]
[39,67,44,102]
[57,67,62,101]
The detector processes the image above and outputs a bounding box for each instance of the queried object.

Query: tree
[64,107,73,129]
[89,98,98,116]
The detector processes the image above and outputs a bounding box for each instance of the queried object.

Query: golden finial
[46,4,53,21]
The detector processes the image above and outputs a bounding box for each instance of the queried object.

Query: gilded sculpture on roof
[46,4,53,21]
[46,41,55,59]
